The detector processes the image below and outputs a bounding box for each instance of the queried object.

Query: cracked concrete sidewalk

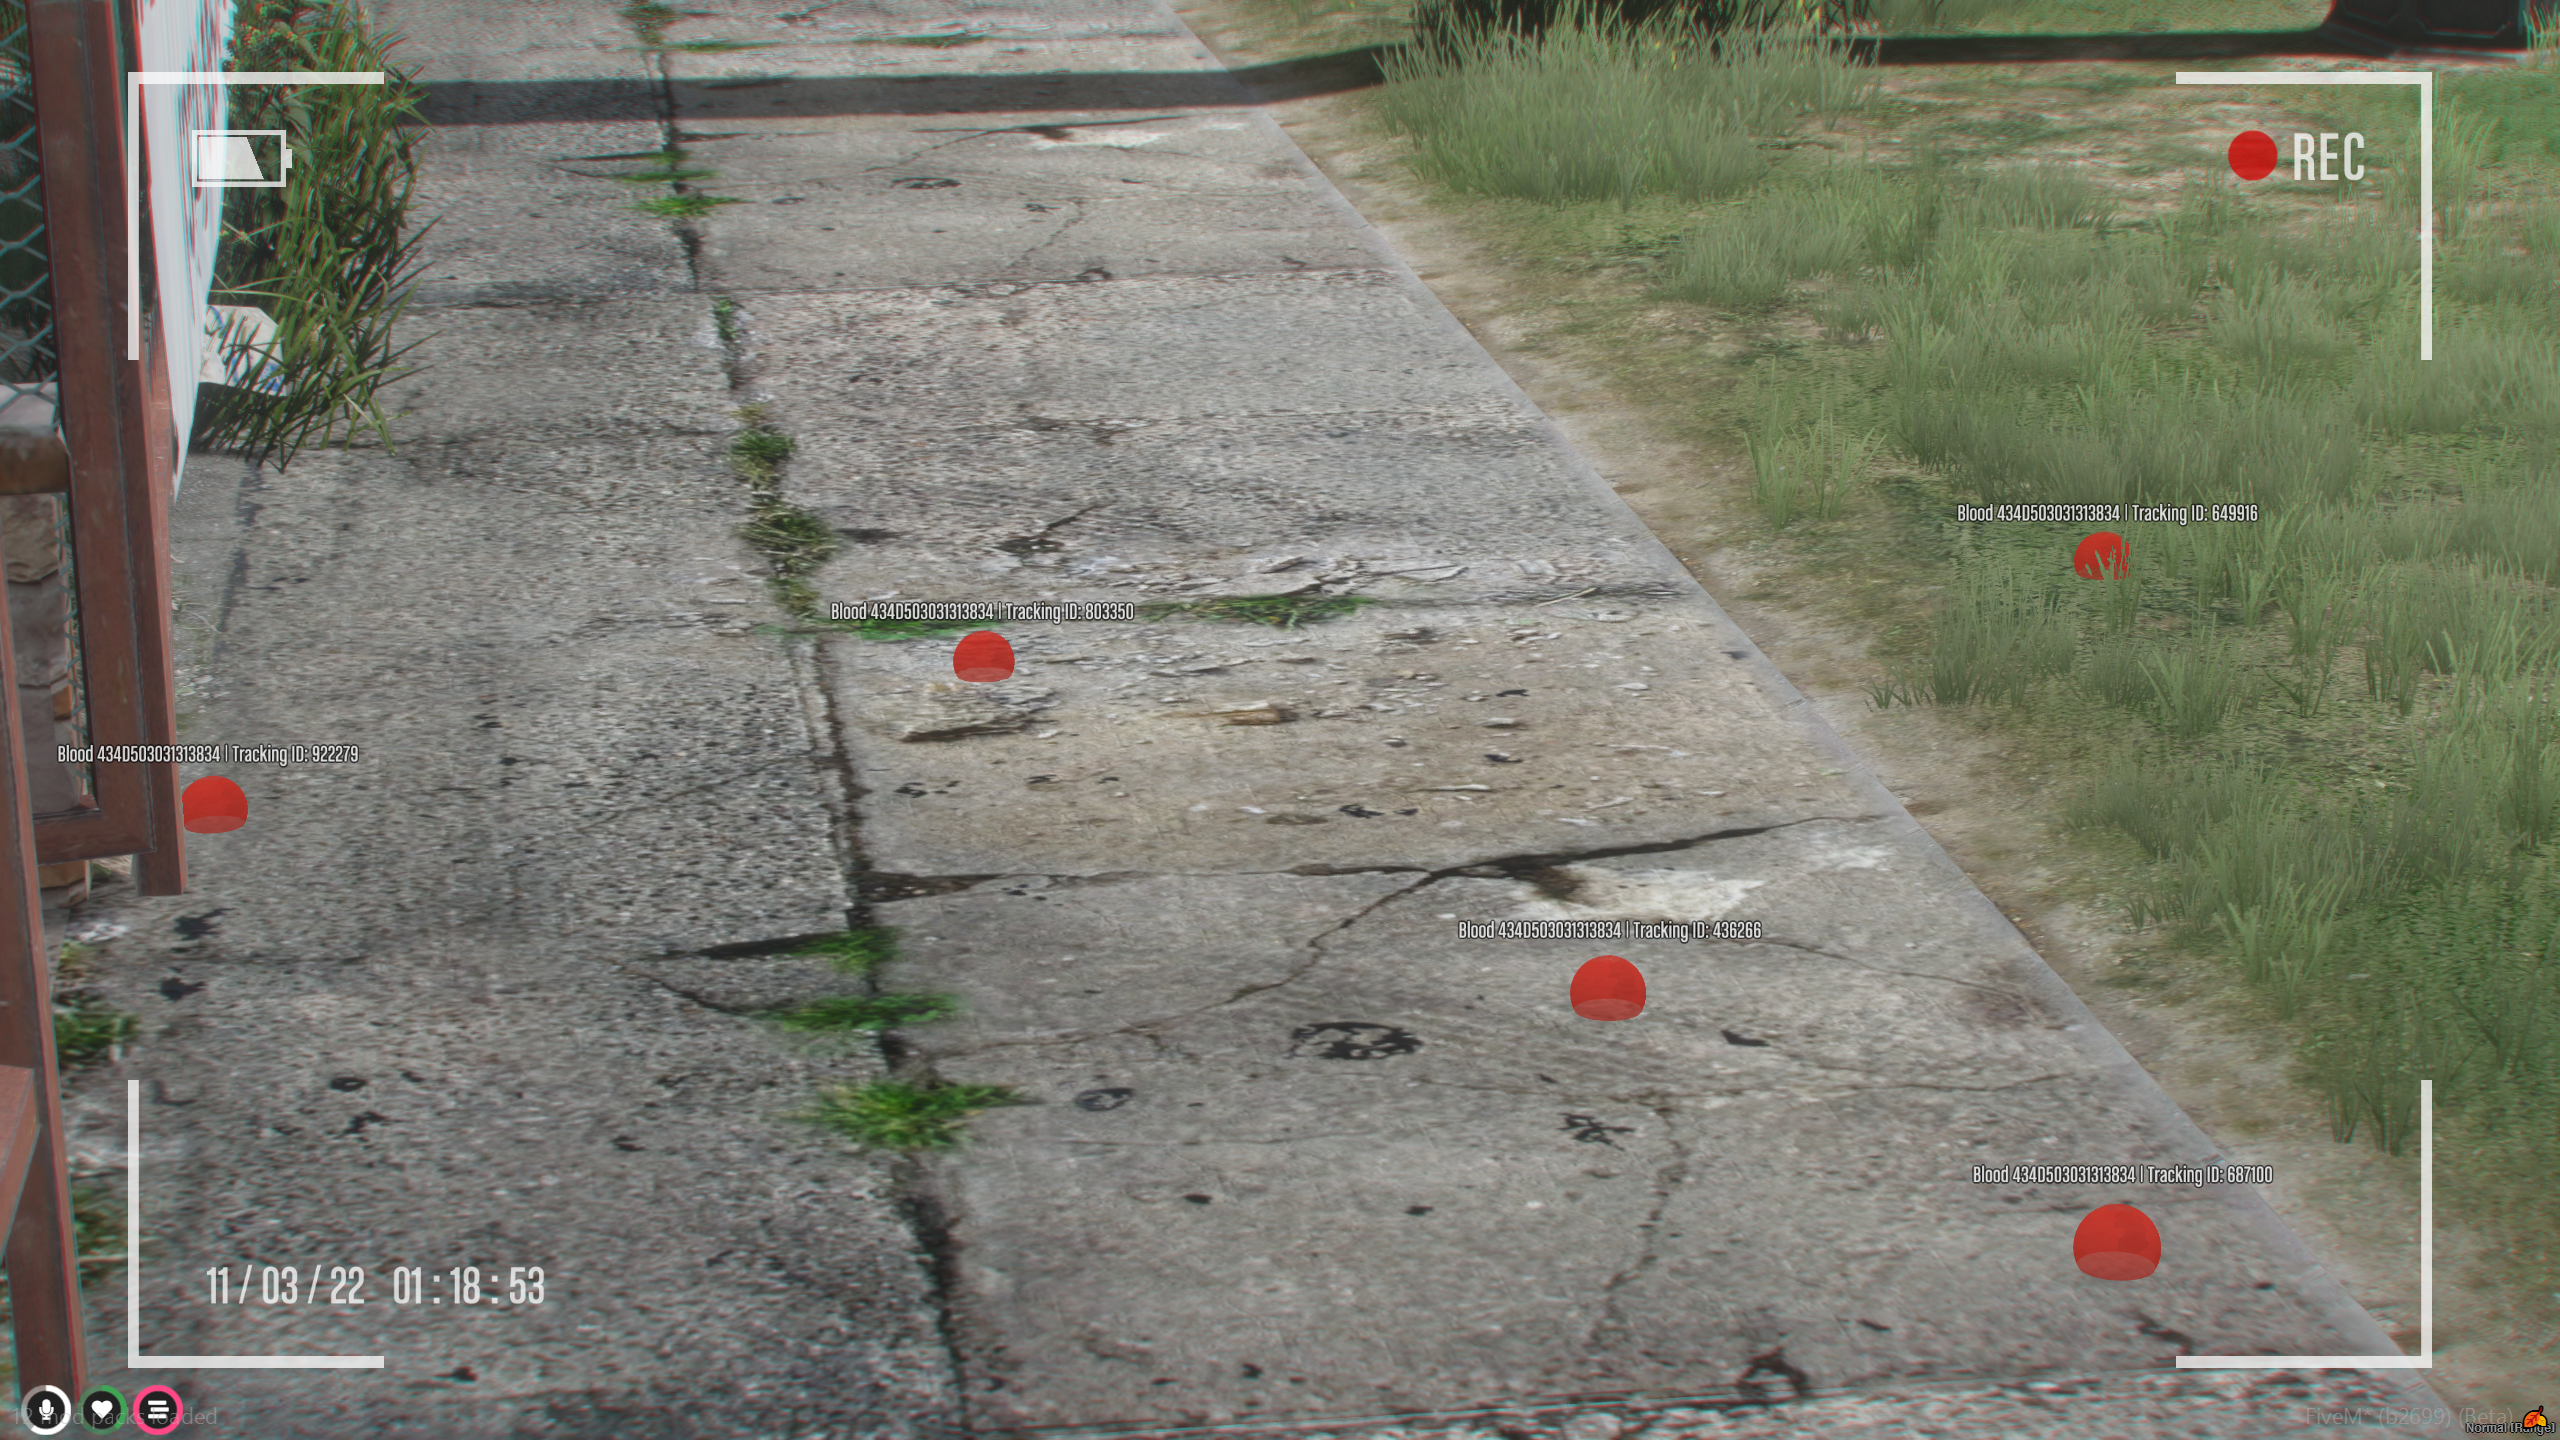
[43,0,2469,1434]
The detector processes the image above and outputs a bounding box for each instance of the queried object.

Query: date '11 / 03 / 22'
[204,1265,546,1306]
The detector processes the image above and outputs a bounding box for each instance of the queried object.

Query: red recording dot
[2073,531,2130,579]
[2228,131,2279,181]
[1569,955,1647,1022]
[2073,1202,2162,1281]
[181,776,247,834]
[951,631,1015,683]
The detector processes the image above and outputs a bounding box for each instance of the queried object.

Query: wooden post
[0,440,80,1398]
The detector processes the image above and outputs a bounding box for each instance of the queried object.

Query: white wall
[135,0,234,489]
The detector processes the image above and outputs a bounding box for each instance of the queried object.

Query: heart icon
[90,1398,111,1419]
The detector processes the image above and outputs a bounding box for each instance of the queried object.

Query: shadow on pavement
[413,23,2531,127]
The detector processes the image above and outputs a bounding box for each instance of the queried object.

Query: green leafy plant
[801,1079,1020,1151]
[54,999,136,1066]
[192,0,438,471]
[794,927,899,974]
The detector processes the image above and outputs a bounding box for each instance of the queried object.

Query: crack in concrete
[1009,199,1096,273]
[881,817,1925,1059]
[1400,1071,2084,1102]
[1023,1130,1388,1147]
[1584,1098,1690,1358]
[628,971,766,1018]
[856,813,1884,901]
[910,115,1197,142]
[1281,812,1883,884]
[1742,934,2044,1008]
[917,870,1439,1062]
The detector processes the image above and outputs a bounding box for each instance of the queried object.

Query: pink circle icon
[133,1384,184,1434]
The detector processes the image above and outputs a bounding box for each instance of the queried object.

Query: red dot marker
[951,630,1015,683]
[2073,531,2129,579]
[2227,131,2279,181]
[2073,1202,2162,1281]
[181,776,248,834]
[1569,955,1646,1022]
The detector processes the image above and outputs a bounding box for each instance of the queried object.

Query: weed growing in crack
[192,0,437,471]
[795,927,898,974]
[618,0,679,45]
[721,408,837,616]
[54,1000,137,1067]
[731,428,796,475]
[669,36,778,51]
[801,1080,1021,1151]
[611,153,720,188]
[637,193,746,220]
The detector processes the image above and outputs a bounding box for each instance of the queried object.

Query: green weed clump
[1381,0,1870,206]
[193,0,437,470]
[54,1000,136,1066]
[795,928,899,974]
[802,1080,1021,1151]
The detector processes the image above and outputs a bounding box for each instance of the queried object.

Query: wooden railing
[0,0,199,1403]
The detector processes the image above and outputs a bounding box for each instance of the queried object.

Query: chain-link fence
[0,0,56,432]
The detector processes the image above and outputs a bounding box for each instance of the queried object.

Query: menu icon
[133,1385,183,1434]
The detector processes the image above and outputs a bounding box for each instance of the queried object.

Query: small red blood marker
[2227,131,2279,181]
[1570,955,1646,1022]
[181,776,248,834]
[2073,531,2129,579]
[952,630,1015,683]
[2073,1202,2162,1281]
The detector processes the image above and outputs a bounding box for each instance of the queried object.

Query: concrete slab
[42,0,2470,1431]
[50,4,962,1429]
[641,0,2467,1433]
[825,604,1856,877]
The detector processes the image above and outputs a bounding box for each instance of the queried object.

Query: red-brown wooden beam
[132,292,182,896]
[27,0,180,881]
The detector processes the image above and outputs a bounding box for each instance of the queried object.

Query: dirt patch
[1176,2,2560,1415]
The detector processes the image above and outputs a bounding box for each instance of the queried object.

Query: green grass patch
[1381,2,1872,206]
[1137,594,1378,627]
[192,0,438,472]
[802,1079,1021,1151]
[669,36,778,51]
[795,927,899,973]
[767,992,961,1032]
[55,1001,137,1067]
[730,426,797,478]
[618,0,681,43]
[635,193,748,220]
[720,416,837,618]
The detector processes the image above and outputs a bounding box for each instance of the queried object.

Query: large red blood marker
[1569,955,1646,1022]
[2073,531,2129,579]
[2228,131,2279,181]
[181,776,248,834]
[2073,1202,2162,1281]
[952,630,1015,683]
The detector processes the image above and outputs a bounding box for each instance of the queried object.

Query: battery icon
[190,129,292,187]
